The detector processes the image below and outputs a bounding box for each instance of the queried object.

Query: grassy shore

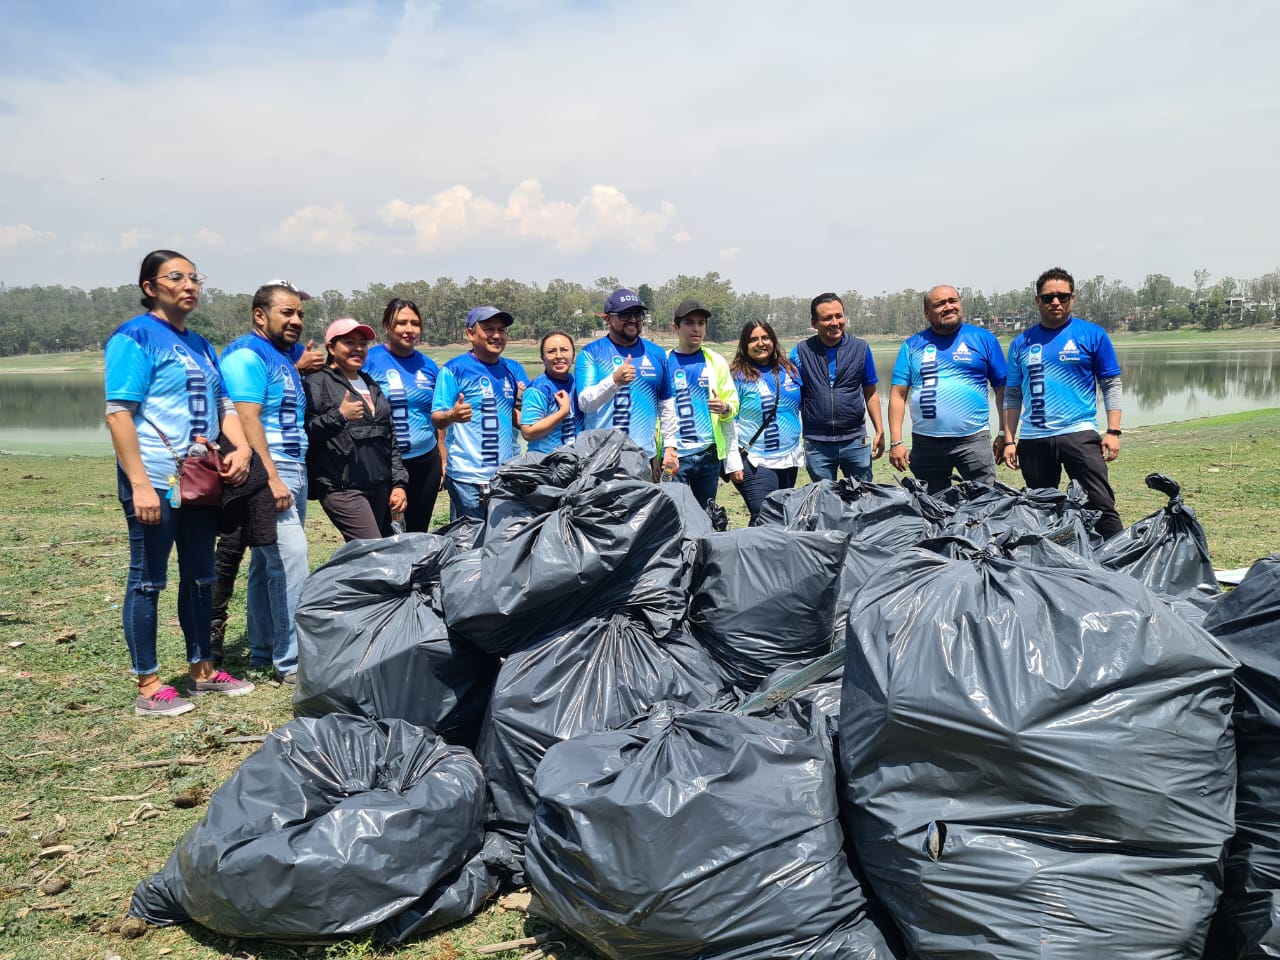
[1,410,1278,960]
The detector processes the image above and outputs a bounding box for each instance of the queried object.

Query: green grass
[1,410,1278,959]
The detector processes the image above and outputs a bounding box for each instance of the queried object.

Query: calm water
[1,342,1276,456]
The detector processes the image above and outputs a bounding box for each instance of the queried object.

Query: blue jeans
[804,436,873,483]
[118,470,218,676]
[674,444,722,508]
[734,459,799,525]
[246,461,307,675]
[445,475,486,522]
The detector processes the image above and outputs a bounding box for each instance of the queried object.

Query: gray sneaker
[277,671,299,686]
[135,685,195,717]
[186,671,255,697]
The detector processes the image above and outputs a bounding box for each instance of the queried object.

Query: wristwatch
[1106,429,1122,437]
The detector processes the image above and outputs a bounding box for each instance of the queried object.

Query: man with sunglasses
[575,289,678,473]
[1001,267,1124,538]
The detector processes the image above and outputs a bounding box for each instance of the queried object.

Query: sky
[1,0,1278,300]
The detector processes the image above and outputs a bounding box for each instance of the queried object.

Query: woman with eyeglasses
[104,249,256,717]
[302,318,408,542]
[722,320,805,524]
[361,298,445,531]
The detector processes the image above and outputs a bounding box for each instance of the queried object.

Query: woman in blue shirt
[520,331,581,454]
[723,321,805,524]
[362,299,445,531]
[104,250,255,717]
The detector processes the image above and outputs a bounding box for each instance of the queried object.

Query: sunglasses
[1038,292,1072,304]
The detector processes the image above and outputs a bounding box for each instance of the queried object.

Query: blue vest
[792,334,869,441]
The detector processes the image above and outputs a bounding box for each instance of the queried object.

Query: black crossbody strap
[742,371,781,451]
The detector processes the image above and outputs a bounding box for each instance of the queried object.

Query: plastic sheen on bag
[525,701,903,960]
[839,541,1237,959]
[293,533,498,749]
[129,715,496,942]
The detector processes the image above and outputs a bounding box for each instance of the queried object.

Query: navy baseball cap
[604,289,648,315]
[466,306,514,329]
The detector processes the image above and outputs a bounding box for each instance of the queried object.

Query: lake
[1,341,1277,457]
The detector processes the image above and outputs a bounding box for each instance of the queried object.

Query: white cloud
[672,231,692,244]
[0,224,55,251]
[381,180,676,256]
[271,203,370,254]
[118,228,147,251]
[71,235,112,255]
[193,227,224,248]
[719,246,741,262]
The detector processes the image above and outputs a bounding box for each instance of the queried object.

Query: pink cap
[324,318,376,344]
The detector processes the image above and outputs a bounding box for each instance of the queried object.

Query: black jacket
[302,366,409,499]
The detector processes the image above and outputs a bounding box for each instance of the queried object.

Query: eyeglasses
[153,272,207,285]
[1038,292,1072,304]
[612,310,647,322]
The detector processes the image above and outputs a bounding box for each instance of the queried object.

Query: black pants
[402,449,444,533]
[319,483,393,542]
[1018,430,1123,539]
[210,525,247,661]
[909,431,996,495]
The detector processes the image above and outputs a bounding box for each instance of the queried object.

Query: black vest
[793,334,870,441]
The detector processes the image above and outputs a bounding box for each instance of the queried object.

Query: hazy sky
[2,0,1277,299]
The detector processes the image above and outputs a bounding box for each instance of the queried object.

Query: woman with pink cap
[302,318,409,541]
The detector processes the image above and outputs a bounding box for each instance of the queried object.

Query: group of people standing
[105,251,1123,718]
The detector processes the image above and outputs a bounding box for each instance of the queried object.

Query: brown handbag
[143,416,224,508]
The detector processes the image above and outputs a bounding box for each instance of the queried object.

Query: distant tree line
[0,267,1276,357]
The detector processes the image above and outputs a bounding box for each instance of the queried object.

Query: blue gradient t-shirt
[665,350,716,454]
[575,337,670,457]
[892,323,1007,437]
[521,373,579,454]
[105,314,227,489]
[220,332,307,465]
[734,363,804,466]
[363,344,440,459]
[1006,317,1121,438]
[431,352,530,484]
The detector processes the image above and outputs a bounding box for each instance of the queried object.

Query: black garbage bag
[686,527,850,691]
[435,515,483,551]
[1094,473,1220,601]
[839,543,1237,959]
[129,715,496,942]
[1202,554,1280,959]
[756,652,845,726]
[293,533,498,749]
[936,481,1098,555]
[756,478,934,550]
[440,474,687,656]
[525,701,903,960]
[476,613,729,856]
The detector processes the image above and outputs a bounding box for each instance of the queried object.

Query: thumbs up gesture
[450,390,473,424]
[613,359,637,386]
[707,384,729,416]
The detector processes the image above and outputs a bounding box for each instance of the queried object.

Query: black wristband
[1106,429,1122,437]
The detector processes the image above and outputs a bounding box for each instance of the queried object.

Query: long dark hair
[730,320,795,381]
[137,249,190,310]
[382,298,422,330]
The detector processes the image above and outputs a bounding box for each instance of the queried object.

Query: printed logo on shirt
[1028,344,1047,429]
[171,344,211,442]
[612,356,624,368]
[954,342,974,361]
[1059,338,1081,363]
[920,345,939,419]
[501,377,514,399]
[640,355,656,373]
[415,370,432,387]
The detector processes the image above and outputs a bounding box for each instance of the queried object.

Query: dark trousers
[1018,430,1123,539]
[402,449,443,533]
[734,459,799,525]
[319,483,393,542]
[210,525,247,662]
[910,431,996,494]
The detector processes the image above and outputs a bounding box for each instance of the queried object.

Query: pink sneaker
[135,685,195,717]
[186,671,255,697]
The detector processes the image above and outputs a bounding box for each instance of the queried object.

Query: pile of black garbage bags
[130,430,1280,959]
